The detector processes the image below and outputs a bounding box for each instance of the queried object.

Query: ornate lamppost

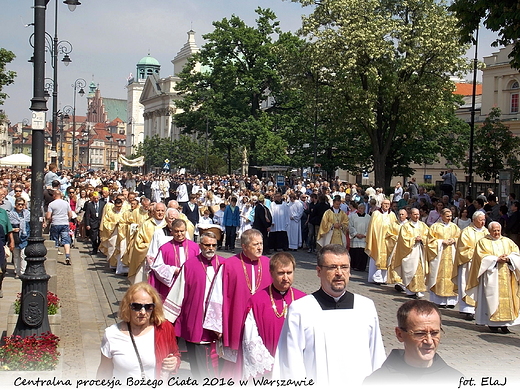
[70,78,86,172]
[14,0,81,338]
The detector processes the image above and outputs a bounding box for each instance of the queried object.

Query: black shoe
[464,313,475,321]
[394,284,405,293]
[488,326,500,333]
[501,327,512,334]
[372,282,386,286]
[437,304,447,309]
[446,305,455,309]
[90,250,98,255]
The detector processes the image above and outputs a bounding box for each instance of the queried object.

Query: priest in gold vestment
[127,202,167,284]
[466,222,520,333]
[393,208,429,299]
[454,211,488,320]
[99,198,125,269]
[387,209,408,287]
[365,199,397,284]
[317,198,349,248]
[426,208,460,307]
[121,198,152,267]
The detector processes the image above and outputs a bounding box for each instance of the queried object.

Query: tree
[0,48,16,121]
[472,107,520,182]
[449,0,520,69]
[174,8,300,169]
[291,0,471,187]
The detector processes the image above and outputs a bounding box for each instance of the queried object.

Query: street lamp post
[82,124,90,168]
[71,78,86,172]
[62,105,73,169]
[106,134,113,170]
[50,0,73,166]
[15,0,81,338]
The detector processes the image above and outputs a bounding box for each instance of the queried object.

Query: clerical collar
[333,208,340,213]
[312,288,354,310]
[271,285,288,296]
[154,218,163,225]
[411,220,419,227]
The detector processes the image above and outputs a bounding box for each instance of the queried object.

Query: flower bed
[0,332,60,371]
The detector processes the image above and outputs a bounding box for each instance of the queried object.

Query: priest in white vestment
[273,244,385,386]
[466,222,520,333]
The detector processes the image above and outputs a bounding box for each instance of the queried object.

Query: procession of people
[2,165,520,385]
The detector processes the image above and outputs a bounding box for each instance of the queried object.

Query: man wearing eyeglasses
[164,231,225,380]
[364,300,461,385]
[273,244,385,386]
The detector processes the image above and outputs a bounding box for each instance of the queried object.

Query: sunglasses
[16,203,25,206]
[130,302,155,312]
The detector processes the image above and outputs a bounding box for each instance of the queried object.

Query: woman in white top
[97,282,180,380]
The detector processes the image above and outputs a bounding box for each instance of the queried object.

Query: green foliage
[291,0,471,186]
[174,8,302,169]
[449,0,520,69]
[0,48,16,121]
[471,107,520,182]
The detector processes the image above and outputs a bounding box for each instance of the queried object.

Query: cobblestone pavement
[1,239,520,388]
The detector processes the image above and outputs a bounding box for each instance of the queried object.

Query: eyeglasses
[201,243,217,248]
[130,302,155,312]
[399,328,444,340]
[321,264,350,273]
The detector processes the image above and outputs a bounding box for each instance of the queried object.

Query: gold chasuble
[317,208,349,247]
[393,220,429,292]
[454,224,488,306]
[127,218,166,279]
[426,222,460,296]
[386,220,405,284]
[99,205,125,267]
[121,207,151,267]
[467,236,520,323]
[365,210,397,270]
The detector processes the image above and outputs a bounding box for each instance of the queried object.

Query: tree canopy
[174,8,294,168]
[289,0,471,187]
[449,0,520,69]
[471,107,520,182]
[0,48,16,121]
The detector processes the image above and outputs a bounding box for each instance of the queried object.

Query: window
[512,93,519,113]
[511,81,519,113]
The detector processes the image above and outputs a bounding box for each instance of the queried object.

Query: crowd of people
[1,164,519,385]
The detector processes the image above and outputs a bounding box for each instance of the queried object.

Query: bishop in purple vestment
[163,231,225,380]
[203,229,271,379]
[149,219,200,301]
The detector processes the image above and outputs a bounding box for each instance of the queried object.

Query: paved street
[1,238,520,388]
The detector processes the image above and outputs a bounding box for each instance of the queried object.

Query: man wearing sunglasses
[164,231,225,380]
[364,300,461,385]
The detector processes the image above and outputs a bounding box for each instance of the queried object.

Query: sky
[1,0,500,126]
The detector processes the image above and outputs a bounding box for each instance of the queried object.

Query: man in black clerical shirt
[364,300,462,385]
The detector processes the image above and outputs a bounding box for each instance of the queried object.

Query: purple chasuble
[149,238,200,300]
[248,286,306,356]
[221,253,271,351]
[175,254,226,343]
